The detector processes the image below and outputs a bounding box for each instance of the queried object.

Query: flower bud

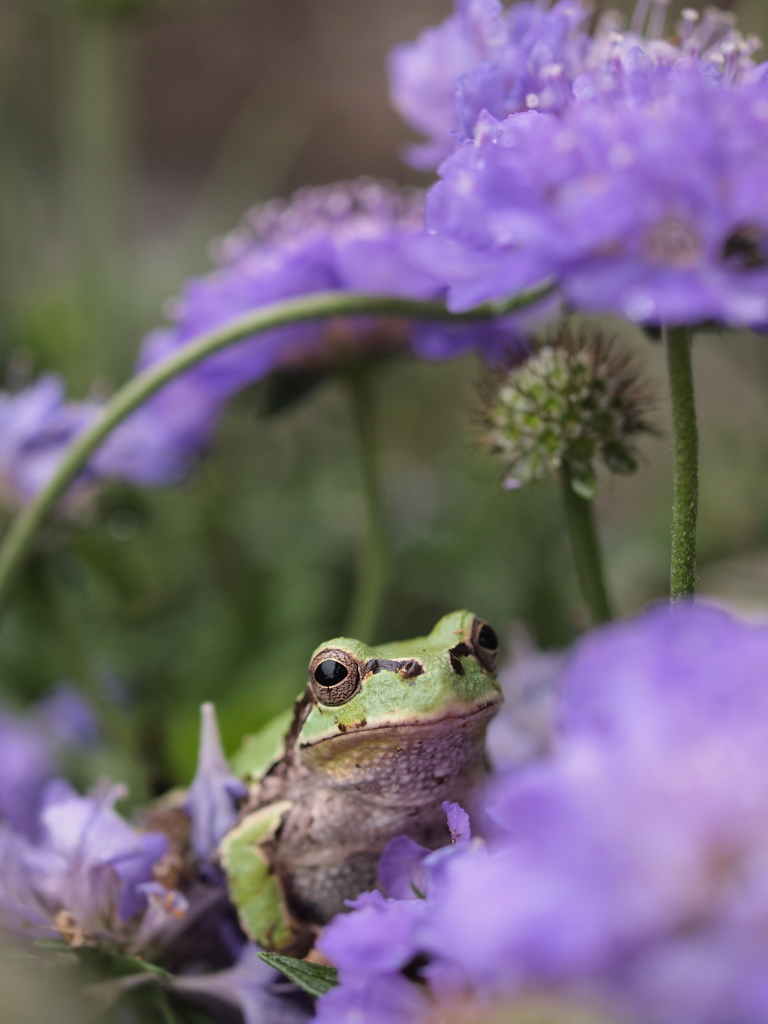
[480,325,655,500]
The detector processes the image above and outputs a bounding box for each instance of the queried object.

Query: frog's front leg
[219,799,314,955]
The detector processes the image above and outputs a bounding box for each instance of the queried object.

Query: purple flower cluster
[122,178,526,424]
[0,685,98,838]
[389,0,763,169]
[0,697,306,1023]
[0,371,216,505]
[426,67,768,326]
[315,605,768,1024]
[0,779,172,949]
[1,179,530,505]
[389,0,590,169]
[0,377,99,509]
[389,0,768,328]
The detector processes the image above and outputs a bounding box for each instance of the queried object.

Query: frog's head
[297,610,502,748]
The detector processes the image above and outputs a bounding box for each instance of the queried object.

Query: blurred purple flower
[0,375,99,507]
[321,890,429,979]
[388,0,762,170]
[378,835,430,900]
[186,702,247,861]
[92,178,533,486]
[426,67,768,326]
[0,781,172,947]
[316,604,768,1024]
[389,0,590,168]
[0,685,99,838]
[4,181,534,501]
[486,627,563,769]
[442,801,471,844]
[171,944,310,1024]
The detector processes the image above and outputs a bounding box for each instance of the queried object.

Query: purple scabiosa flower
[426,67,768,326]
[170,943,311,1024]
[315,604,768,1024]
[145,178,527,373]
[389,0,591,169]
[587,3,764,92]
[0,780,174,949]
[316,890,432,1024]
[89,178,532,488]
[485,627,563,768]
[186,702,247,861]
[0,371,212,502]
[0,685,99,839]
[379,836,431,901]
[389,0,762,170]
[0,375,99,508]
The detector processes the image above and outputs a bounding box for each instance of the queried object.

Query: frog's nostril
[399,659,424,680]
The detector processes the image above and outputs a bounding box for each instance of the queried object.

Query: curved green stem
[559,467,613,625]
[664,326,698,601]
[344,370,387,643]
[0,283,552,611]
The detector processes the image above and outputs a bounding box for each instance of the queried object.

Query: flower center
[644,216,701,268]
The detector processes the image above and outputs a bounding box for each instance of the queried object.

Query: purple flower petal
[378,835,430,899]
[442,801,472,844]
[186,703,247,861]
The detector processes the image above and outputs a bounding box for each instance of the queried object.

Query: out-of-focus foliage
[1,0,768,801]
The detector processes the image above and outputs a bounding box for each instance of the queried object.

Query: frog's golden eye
[470,618,499,672]
[309,649,362,707]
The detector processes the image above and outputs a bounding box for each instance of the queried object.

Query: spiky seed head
[479,324,655,500]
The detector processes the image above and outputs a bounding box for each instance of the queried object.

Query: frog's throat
[298,692,501,750]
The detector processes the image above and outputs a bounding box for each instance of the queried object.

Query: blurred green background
[1,0,768,797]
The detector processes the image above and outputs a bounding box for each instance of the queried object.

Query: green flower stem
[664,326,698,601]
[344,369,387,644]
[559,467,613,625]
[0,283,552,612]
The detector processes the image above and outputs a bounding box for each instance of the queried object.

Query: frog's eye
[470,619,499,672]
[308,649,362,707]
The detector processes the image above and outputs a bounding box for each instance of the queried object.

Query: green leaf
[257,952,338,997]
[34,939,172,981]
[33,939,79,954]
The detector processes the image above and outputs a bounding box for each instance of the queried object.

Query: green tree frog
[219,610,502,954]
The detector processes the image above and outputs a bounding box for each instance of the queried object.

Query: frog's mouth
[300,692,502,749]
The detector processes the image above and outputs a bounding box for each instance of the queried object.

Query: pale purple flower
[486,628,563,768]
[0,371,221,502]
[388,0,591,168]
[378,836,430,900]
[388,0,763,170]
[170,944,311,1024]
[425,67,768,326]
[124,178,528,401]
[5,181,532,501]
[442,801,471,844]
[0,686,99,838]
[186,702,247,861]
[315,604,768,1024]
[0,781,170,946]
[0,376,99,507]
[320,890,429,979]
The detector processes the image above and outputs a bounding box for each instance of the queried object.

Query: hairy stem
[559,468,613,625]
[345,370,387,643]
[664,326,698,601]
[0,283,552,611]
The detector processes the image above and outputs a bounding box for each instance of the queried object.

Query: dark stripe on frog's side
[363,658,424,679]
